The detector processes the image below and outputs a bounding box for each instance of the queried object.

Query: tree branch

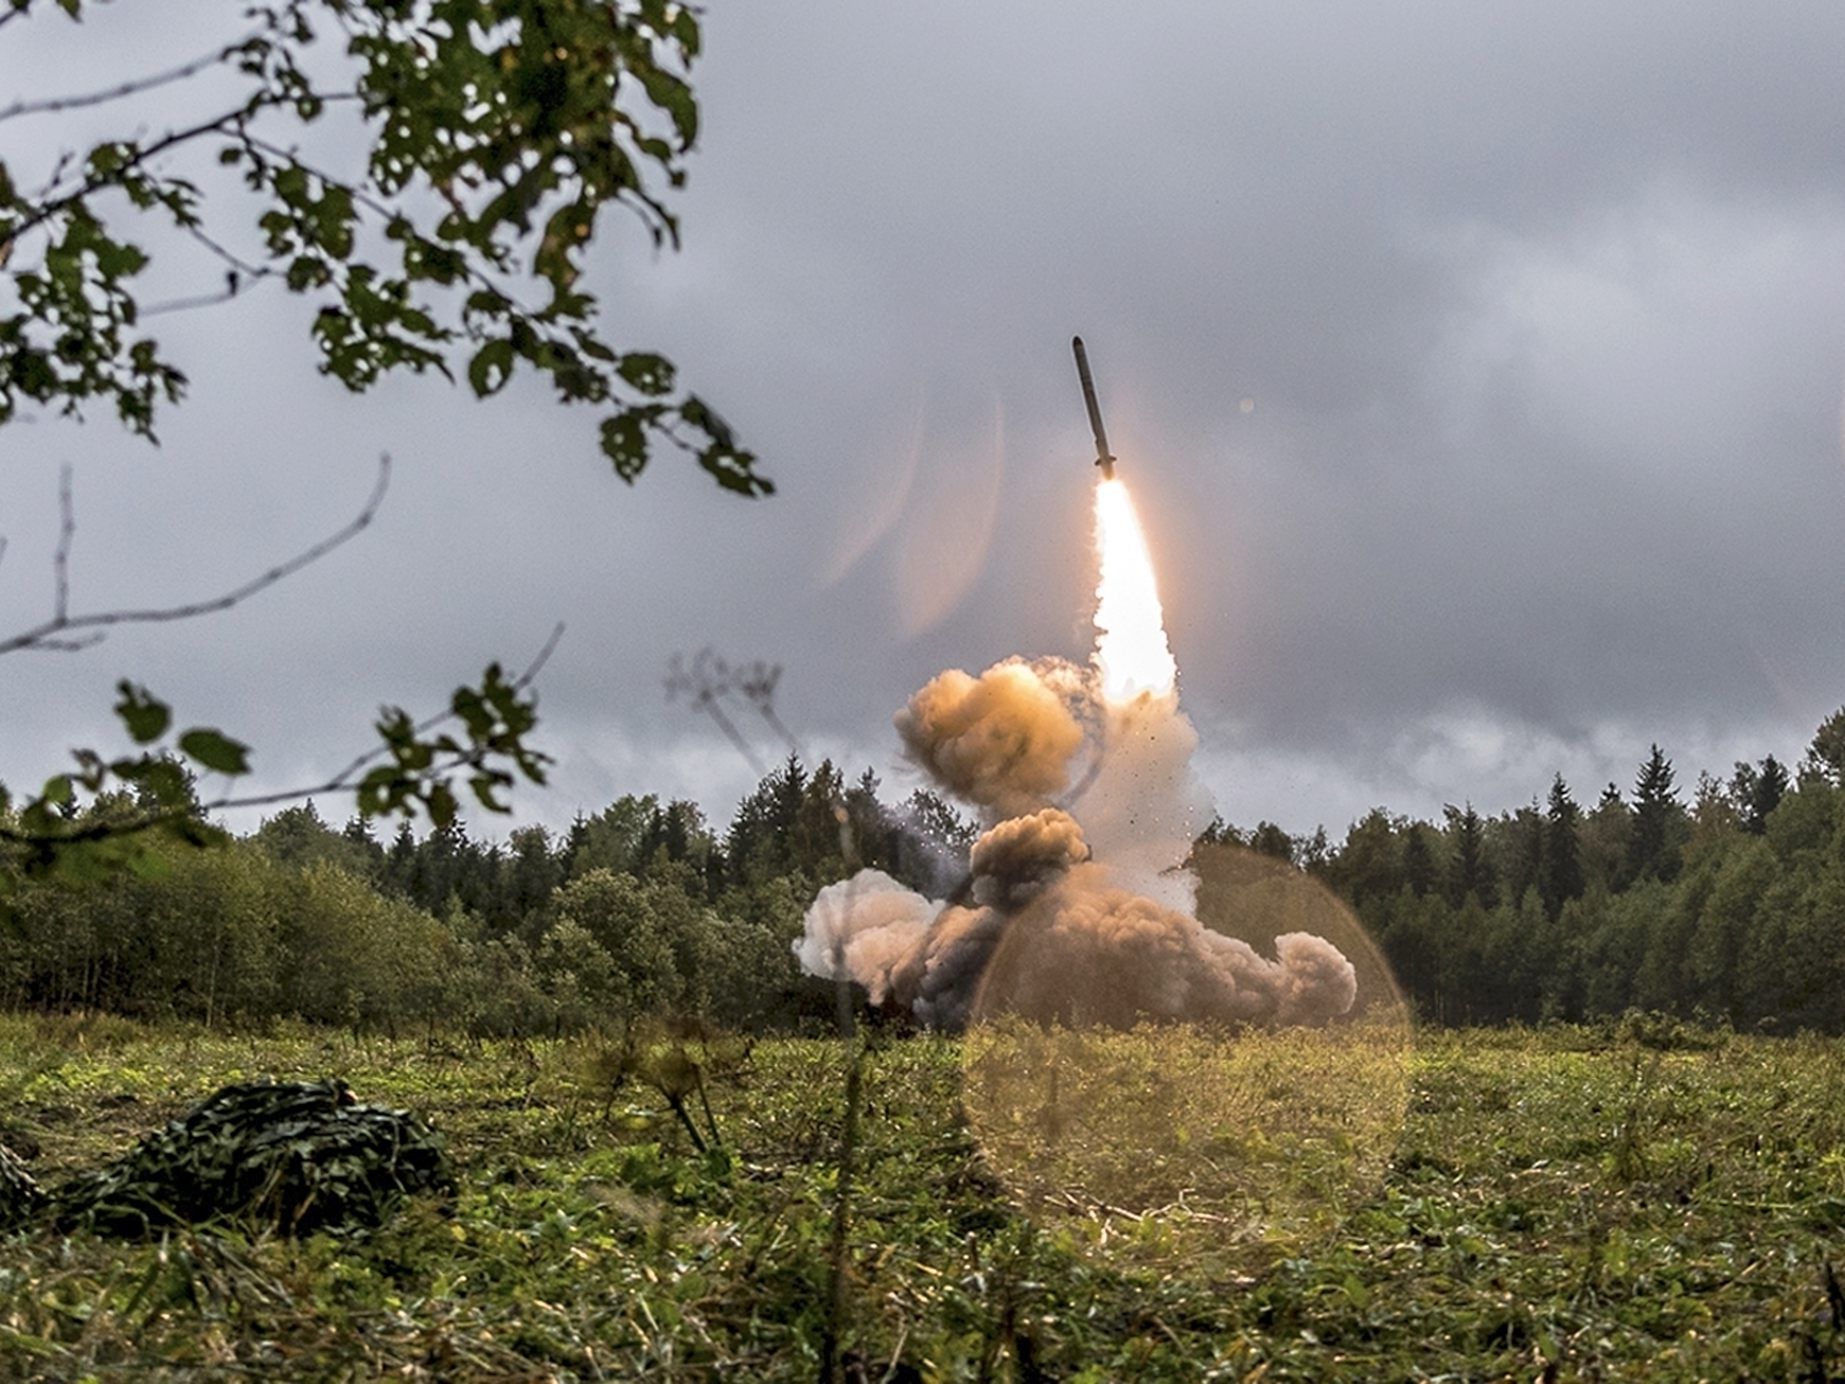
[0,454,391,657]
[0,36,255,125]
[8,107,252,240]
[207,620,564,813]
[0,621,566,848]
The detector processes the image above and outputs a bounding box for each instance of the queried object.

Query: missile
[1071,336,1117,480]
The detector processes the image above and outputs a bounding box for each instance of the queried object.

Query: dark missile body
[1071,336,1116,480]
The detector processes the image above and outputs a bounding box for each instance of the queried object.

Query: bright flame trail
[1092,477,1177,704]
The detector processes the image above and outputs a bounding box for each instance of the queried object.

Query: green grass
[6,1013,1845,1379]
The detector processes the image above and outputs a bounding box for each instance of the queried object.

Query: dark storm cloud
[4,1,1845,838]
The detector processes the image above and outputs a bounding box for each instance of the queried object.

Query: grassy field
[5,1014,1845,1380]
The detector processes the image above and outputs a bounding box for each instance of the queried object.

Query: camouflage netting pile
[0,1141,45,1228]
[0,1079,449,1238]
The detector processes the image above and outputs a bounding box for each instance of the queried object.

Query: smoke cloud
[968,808,1089,910]
[893,658,1087,820]
[793,871,936,1006]
[799,478,1358,1032]
[799,660,1359,1031]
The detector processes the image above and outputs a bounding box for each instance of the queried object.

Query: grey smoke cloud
[968,808,1089,911]
[894,660,1088,821]
[798,654,1357,1031]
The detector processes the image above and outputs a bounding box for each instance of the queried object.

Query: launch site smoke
[796,348,1358,1031]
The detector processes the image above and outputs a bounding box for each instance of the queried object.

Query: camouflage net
[0,1079,448,1238]
[0,1141,45,1229]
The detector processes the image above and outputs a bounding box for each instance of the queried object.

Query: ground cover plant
[6,1014,1845,1379]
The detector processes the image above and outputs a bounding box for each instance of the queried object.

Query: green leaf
[178,728,250,775]
[600,411,649,481]
[616,352,675,395]
[426,780,459,828]
[114,681,171,744]
[467,338,515,397]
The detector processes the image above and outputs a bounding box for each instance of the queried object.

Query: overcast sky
[4,1,1845,842]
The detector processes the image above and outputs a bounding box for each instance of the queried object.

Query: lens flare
[1092,477,1177,704]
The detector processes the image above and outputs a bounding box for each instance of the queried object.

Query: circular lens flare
[961,846,1414,1275]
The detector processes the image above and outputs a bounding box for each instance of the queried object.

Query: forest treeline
[3,709,1842,1034]
[1211,708,1845,1029]
[0,762,971,1035]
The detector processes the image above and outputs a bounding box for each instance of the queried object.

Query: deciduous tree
[1,0,766,888]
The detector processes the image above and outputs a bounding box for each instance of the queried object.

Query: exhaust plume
[798,473,1358,1031]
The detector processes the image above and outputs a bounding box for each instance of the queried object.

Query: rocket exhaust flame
[1092,477,1177,705]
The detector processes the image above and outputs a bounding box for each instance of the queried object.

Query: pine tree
[1503,801,1545,905]
[383,820,418,898]
[504,825,561,922]
[1627,744,1684,884]
[1401,824,1436,897]
[1540,774,1584,916]
[1443,803,1493,907]
[1745,755,1790,834]
[1194,815,1244,848]
[1805,707,1845,786]
[340,815,385,876]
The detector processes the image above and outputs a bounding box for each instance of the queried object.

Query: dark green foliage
[1806,707,1845,786]
[1501,800,1545,905]
[1741,755,1791,835]
[48,1079,447,1237]
[11,1025,1845,1377]
[890,788,977,897]
[1249,820,1296,864]
[1443,802,1492,906]
[0,0,767,495]
[10,719,1845,1038]
[1541,774,1585,916]
[1206,712,1845,1029]
[1627,744,1685,885]
[1322,808,1400,909]
[1400,822,1435,896]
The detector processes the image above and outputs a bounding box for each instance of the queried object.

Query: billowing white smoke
[794,871,937,1006]
[795,658,1358,1031]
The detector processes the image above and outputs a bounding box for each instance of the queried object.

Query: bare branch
[8,106,252,240]
[140,276,254,319]
[0,454,392,657]
[181,222,273,282]
[52,463,72,623]
[736,663,803,758]
[666,649,769,777]
[139,225,279,318]
[0,35,253,125]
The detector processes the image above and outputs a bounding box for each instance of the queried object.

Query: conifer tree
[1745,755,1790,834]
[1401,824,1436,897]
[1627,744,1684,883]
[1541,774,1585,916]
[1443,803,1493,906]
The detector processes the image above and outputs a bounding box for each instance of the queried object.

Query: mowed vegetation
[6,1015,1845,1380]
